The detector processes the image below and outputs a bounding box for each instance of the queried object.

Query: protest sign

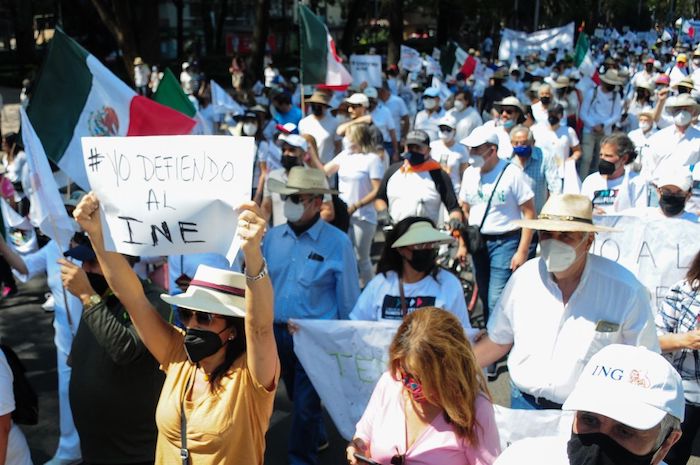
[399,45,422,72]
[423,56,442,77]
[81,135,255,263]
[349,55,382,88]
[498,23,574,61]
[592,215,700,310]
[292,319,569,447]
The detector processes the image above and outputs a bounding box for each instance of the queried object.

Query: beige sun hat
[665,93,700,109]
[306,91,332,106]
[511,194,620,232]
[551,76,570,89]
[133,56,144,66]
[391,220,455,248]
[493,96,525,113]
[161,265,246,318]
[267,166,339,195]
[599,69,622,86]
[674,76,695,90]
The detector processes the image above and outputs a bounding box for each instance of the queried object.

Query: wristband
[245,259,268,282]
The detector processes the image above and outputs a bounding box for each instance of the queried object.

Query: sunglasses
[349,104,364,109]
[177,308,222,326]
[279,193,310,204]
[501,108,516,115]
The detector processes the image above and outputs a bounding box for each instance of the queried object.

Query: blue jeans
[472,233,521,324]
[510,383,544,410]
[274,325,327,465]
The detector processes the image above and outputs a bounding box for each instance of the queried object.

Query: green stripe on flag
[574,33,590,67]
[440,42,457,78]
[152,68,197,118]
[299,4,328,85]
[26,28,92,164]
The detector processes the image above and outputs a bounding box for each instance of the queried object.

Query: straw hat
[674,76,695,90]
[599,69,622,86]
[307,91,331,106]
[161,265,246,318]
[391,221,454,248]
[635,79,655,92]
[511,194,620,232]
[665,93,700,109]
[551,76,570,89]
[493,96,525,113]
[267,166,338,195]
[133,57,144,66]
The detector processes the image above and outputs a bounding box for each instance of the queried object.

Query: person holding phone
[346,307,500,465]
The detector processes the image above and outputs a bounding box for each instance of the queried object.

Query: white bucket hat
[563,344,685,429]
[391,221,454,248]
[511,194,620,232]
[161,265,246,318]
[267,166,338,195]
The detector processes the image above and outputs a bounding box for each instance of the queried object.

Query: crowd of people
[1,21,700,465]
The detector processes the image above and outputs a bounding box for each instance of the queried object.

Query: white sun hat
[161,265,246,318]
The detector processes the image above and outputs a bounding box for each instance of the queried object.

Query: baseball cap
[278,133,309,152]
[438,114,457,129]
[678,53,688,63]
[345,93,370,107]
[363,87,379,99]
[654,167,693,192]
[405,130,431,147]
[563,344,685,430]
[460,125,499,148]
[422,87,441,98]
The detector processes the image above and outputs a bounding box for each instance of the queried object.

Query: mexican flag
[153,68,197,118]
[26,28,196,190]
[574,32,598,80]
[298,4,351,89]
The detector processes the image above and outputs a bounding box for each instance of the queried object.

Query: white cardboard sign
[349,54,383,88]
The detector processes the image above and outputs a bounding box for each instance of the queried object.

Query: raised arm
[73,192,177,364]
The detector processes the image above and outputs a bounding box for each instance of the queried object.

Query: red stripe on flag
[460,56,477,78]
[317,84,350,91]
[126,96,196,136]
[592,70,601,86]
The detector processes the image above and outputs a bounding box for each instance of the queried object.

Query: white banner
[498,23,575,62]
[423,56,442,77]
[81,135,255,263]
[592,215,700,311]
[399,45,422,73]
[349,55,383,88]
[292,319,571,447]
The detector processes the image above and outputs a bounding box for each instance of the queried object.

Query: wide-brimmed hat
[493,96,525,113]
[307,91,331,106]
[599,69,622,86]
[551,76,570,89]
[267,166,338,195]
[161,265,246,318]
[563,344,684,430]
[133,57,144,65]
[391,221,454,248]
[511,194,620,232]
[636,79,655,92]
[665,93,700,109]
[674,76,695,90]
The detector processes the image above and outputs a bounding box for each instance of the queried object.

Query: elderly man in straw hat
[473,193,659,409]
[578,69,624,179]
[298,90,340,165]
[263,166,360,465]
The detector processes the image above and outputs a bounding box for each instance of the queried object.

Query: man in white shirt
[474,193,660,406]
[531,103,582,180]
[378,83,409,147]
[364,87,399,158]
[669,53,690,87]
[624,168,699,221]
[414,87,445,141]
[298,91,340,164]
[579,70,624,179]
[627,110,657,173]
[447,90,483,142]
[531,84,556,125]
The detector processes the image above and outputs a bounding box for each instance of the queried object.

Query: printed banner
[592,215,700,311]
[81,135,255,263]
[399,45,422,72]
[498,23,575,61]
[349,55,383,88]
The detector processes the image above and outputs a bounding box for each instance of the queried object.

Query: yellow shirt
[154,331,278,465]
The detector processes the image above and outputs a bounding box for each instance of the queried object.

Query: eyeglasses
[177,308,223,326]
[406,243,438,251]
[501,108,516,115]
[349,104,364,109]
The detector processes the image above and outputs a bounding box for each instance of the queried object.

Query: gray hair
[654,413,681,449]
[510,125,533,143]
[601,132,637,165]
[538,84,552,96]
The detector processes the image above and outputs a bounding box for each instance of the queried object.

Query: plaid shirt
[656,279,700,380]
[509,147,561,214]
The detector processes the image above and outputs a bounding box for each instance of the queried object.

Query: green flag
[153,68,197,118]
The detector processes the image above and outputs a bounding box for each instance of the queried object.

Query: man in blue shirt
[263,166,360,465]
[271,91,303,129]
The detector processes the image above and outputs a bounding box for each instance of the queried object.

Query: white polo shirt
[298,113,340,164]
[642,124,700,180]
[531,123,580,178]
[488,255,660,404]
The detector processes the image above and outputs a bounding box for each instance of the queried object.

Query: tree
[249,0,271,82]
[7,0,35,69]
[383,0,404,65]
[340,0,367,56]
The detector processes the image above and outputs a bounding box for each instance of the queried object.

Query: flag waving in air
[298,4,352,89]
[574,31,599,84]
[26,28,196,190]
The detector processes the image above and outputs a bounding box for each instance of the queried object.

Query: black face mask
[646,65,654,73]
[540,96,552,105]
[603,83,616,92]
[86,272,109,297]
[567,432,658,465]
[598,159,616,176]
[548,115,561,126]
[311,104,324,117]
[403,151,426,166]
[281,154,300,171]
[407,249,437,273]
[184,327,227,363]
[659,193,687,216]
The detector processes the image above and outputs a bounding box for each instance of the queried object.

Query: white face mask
[469,155,485,168]
[453,100,466,112]
[438,129,455,141]
[694,58,700,66]
[540,234,588,273]
[423,98,437,110]
[674,110,692,127]
[283,198,305,223]
[242,122,258,136]
[639,120,652,132]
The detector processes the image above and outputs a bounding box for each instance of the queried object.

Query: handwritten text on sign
[81,135,254,262]
[592,215,700,311]
[349,55,383,88]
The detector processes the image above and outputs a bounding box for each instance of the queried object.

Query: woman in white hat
[73,194,278,465]
[348,216,471,328]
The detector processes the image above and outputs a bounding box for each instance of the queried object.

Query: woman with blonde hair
[347,307,500,464]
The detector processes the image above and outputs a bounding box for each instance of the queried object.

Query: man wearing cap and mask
[669,53,690,87]
[531,103,582,181]
[473,193,659,407]
[414,87,445,142]
[493,344,683,465]
[364,86,399,158]
[264,166,359,465]
[625,168,699,221]
[481,96,527,159]
[298,91,340,165]
[579,70,624,179]
[430,114,469,194]
[58,237,170,465]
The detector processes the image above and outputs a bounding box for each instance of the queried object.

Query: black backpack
[0,345,38,425]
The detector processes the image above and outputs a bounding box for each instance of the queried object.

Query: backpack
[0,345,38,425]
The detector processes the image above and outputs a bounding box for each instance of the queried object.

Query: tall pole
[533,0,540,31]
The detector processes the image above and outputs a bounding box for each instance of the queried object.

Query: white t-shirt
[349,269,471,328]
[581,170,648,214]
[430,140,469,194]
[382,95,409,140]
[447,106,483,142]
[459,160,534,234]
[414,109,445,141]
[371,105,397,143]
[384,169,444,225]
[327,151,384,224]
[531,123,580,178]
[0,351,33,465]
[298,113,340,164]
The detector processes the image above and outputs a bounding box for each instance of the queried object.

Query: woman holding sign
[73,193,279,465]
[346,307,500,465]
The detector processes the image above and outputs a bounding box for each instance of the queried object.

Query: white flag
[210,80,244,116]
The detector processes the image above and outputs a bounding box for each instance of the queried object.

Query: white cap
[345,93,370,107]
[460,125,499,148]
[563,344,685,430]
[363,87,378,99]
[438,114,457,129]
[278,133,309,152]
[654,167,693,192]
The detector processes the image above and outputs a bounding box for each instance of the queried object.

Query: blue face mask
[503,119,516,129]
[513,145,532,158]
[403,151,425,166]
